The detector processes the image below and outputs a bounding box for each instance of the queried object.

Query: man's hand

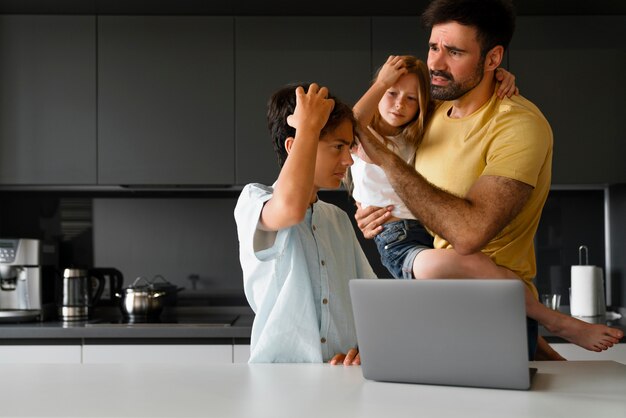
[355,202,393,239]
[329,348,361,366]
[355,123,396,167]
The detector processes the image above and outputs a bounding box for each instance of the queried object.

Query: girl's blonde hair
[370,56,435,150]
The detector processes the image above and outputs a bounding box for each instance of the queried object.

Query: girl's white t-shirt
[351,131,417,220]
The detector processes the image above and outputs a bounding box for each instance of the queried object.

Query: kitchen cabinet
[97,16,234,185]
[0,344,82,364]
[550,343,626,365]
[509,16,626,184]
[82,344,233,364]
[372,17,430,67]
[0,15,96,185]
[234,17,371,185]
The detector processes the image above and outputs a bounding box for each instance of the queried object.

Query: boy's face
[314,119,354,190]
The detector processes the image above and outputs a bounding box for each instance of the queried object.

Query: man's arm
[356,126,532,254]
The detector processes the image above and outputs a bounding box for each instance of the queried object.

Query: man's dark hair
[267,83,356,167]
[421,0,516,55]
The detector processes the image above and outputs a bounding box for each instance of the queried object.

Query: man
[355,0,622,359]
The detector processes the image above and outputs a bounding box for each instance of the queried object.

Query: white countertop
[1,361,624,417]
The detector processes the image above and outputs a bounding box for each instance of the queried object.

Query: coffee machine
[0,238,52,322]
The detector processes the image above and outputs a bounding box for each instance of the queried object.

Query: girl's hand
[376,55,408,89]
[495,68,520,99]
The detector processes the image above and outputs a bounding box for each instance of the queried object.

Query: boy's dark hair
[267,83,356,167]
[421,0,516,55]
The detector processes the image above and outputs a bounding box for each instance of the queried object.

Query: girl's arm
[353,55,407,126]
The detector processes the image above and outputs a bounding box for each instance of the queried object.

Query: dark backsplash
[0,187,622,307]
[533,189,606,305]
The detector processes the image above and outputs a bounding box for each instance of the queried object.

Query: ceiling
[0,0,624,15]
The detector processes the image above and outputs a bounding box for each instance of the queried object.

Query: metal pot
[115,277,165,320]
[149,275,184,306]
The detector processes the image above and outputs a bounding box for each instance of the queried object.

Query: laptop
[349,279,537,390]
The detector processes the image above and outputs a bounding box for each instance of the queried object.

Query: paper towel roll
[570,265,605,317]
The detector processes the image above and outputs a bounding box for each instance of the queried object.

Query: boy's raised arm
[259,84,334,231]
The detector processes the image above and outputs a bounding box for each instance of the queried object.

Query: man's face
[427,22,485,101]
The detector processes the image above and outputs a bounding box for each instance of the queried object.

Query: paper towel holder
[578,245,588,265]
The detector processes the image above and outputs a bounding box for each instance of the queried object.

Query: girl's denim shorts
[373,219,434,279]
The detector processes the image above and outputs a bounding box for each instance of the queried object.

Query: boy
[234,83,376,364]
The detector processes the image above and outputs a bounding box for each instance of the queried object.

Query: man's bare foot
[544,312,623,352]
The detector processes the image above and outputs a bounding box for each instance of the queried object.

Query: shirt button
[312,225,316,231]
[322,298,328,305]
[321,260,325,266]
[321,338,327,343]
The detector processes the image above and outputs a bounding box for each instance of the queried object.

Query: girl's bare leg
[412,249,623,352]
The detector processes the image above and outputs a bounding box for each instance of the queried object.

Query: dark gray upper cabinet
[235,17,371,186]
[372,17,430,68]
[509,16,626,185]
[98,16,234,185]
[0,15,96,184]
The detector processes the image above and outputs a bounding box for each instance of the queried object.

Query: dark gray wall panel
[235,16,371,185]
[372,16,430,71]
[509,16,626,184]
[93,198,241,291]
[98,16,234,185]
[609,185,626,308]
[0,15,96,184]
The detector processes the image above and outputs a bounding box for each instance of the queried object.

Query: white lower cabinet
[82,344,233,364]
[233,344,250,364]
[550,343,626,365]
[0,345,82,364]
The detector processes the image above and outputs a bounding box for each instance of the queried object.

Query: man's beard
[430,58,485,101]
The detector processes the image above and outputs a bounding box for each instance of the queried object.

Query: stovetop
[83,311,239,328]
[78,306,239,328]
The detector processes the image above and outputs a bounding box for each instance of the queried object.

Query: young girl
[350,55,622,357]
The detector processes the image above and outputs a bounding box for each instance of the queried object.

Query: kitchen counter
[1,303,623,349]
[0,306,253,341]
[0,361,623,417]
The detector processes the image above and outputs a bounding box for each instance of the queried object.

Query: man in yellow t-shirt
[355,0,623,360]
[416,90,552,293]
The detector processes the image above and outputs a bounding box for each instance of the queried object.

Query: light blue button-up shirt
[234,183,376,363]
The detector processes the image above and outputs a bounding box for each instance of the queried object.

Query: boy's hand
[328,348,361,366]
[286,83,334,136]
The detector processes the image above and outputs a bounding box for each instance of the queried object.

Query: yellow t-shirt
[415,91,553,295]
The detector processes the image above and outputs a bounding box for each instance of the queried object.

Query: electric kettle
[58,268,106,321]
